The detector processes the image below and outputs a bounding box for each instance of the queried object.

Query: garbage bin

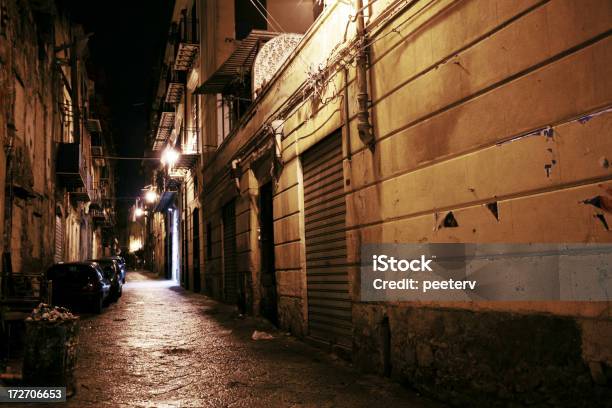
[22,304,79,397]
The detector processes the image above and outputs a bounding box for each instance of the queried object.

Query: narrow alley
[1,1,611,406]
[59,271,442,408]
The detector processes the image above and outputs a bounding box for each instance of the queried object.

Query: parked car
[87,259,123,301]
[106,256,126,283]
[46,262,111,313]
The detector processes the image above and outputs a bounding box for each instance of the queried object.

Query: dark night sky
[63,0,174,234]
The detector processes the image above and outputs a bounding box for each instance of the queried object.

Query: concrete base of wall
[277,296,305,338]
[353,304,612,407]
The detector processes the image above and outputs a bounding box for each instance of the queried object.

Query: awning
[154,191,176,213]
[194,30,280,95]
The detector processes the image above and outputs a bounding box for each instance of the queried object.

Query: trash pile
[251,330,274,341]
[23,303,79,395]
[26,303,77,324]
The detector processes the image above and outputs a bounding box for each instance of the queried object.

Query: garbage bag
[251,330,274,340]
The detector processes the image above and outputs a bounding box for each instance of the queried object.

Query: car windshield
[47,265,97,284]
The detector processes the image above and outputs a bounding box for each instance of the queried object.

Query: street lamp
[144,190,158,203]
[135,207,144,217]
[161,147,180,167]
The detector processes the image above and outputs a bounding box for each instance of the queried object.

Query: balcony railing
[92,207,115,227]
[90,188,102,208]
[165,70,186,104]
[91,207,105,221]
[153,104,177,151]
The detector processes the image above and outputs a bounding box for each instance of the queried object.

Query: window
[234,0,267,40]
[188,94,200,153]
[215,78,253,146]
[216,94,232,145]
[178,6,199,43]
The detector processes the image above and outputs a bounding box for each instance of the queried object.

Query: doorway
[302,132,351,348]
[182,217,189,289]
[192,208,201,292]
[259,182,277,324]
[171,208,180,282]
[222,200,237,303]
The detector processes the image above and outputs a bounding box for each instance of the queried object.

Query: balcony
[86,118,102,133]
[173,17,199,71]
[56,143,83,187]
[89,184,104,210]
[91,207,106,222]
[173,153,198,170]
[153,108,176,151]
[91,129,103,158]
[194,30,278,95]
[104,207,116,226]
[92,207,114,227]
[56,142,91,201]
[173,135,199,170]
[165,71,186,104]
[70,178,92,202]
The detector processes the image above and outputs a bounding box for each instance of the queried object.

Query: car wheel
[93,295,103,314]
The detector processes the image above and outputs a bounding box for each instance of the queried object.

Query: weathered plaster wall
[200,0,612,404]
[0,1,104,292]
[267,0,316,34]
[0,1,59,276]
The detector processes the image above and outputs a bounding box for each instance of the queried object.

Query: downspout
[355,0,374,149]
[343,67,352,162]
[70,39,80,145]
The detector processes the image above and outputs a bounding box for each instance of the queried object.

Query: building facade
[146,0,612,404]
[0,0,117,305]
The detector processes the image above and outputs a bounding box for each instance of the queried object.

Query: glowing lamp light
[129,238,143,253]
[145,190,158,203]
[161,147,180,167]
[135,208,144,217]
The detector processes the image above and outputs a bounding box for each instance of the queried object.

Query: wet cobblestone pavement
[34,271,444,408]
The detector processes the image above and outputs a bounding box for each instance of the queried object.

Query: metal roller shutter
[222,200,237,303]
[303,132,352,348]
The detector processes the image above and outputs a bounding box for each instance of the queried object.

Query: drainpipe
[70,39,80,145]
[354,0,374,148]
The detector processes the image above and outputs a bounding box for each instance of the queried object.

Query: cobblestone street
[46,271,443,408]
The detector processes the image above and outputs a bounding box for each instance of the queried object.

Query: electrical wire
[207,0,439,183]
[254,0,286,34]
[270,0,435,139]
[248,0,281,32]
[249,0,315,87]
[103,156,160,160]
